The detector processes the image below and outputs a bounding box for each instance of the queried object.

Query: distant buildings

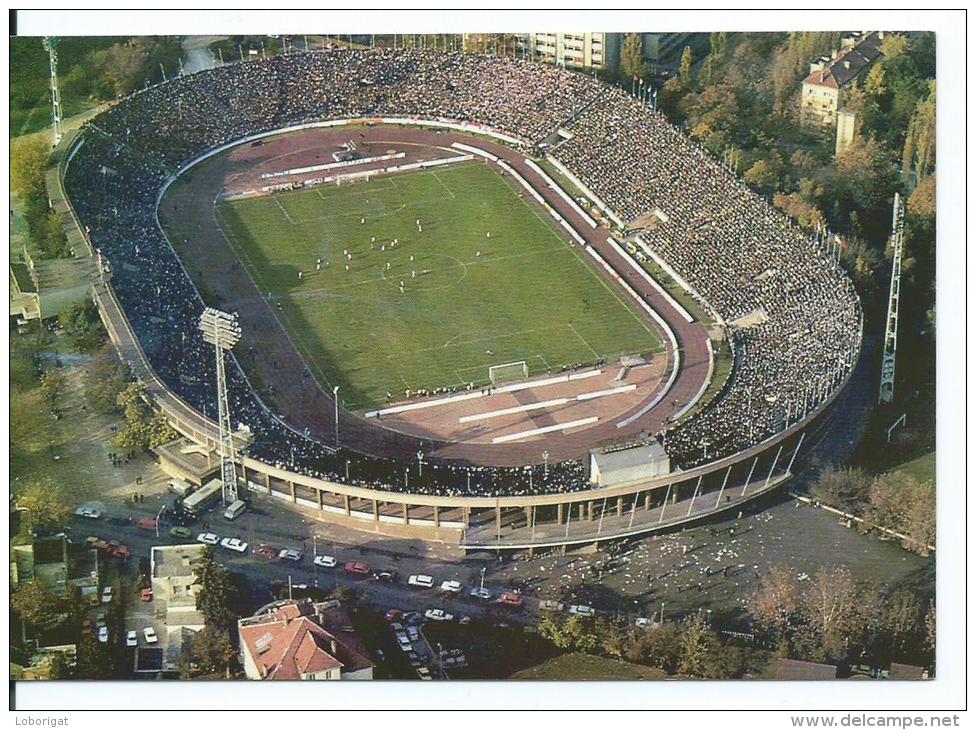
[238,599,374,680]
[10,510,99,599]
[516,33,621,71]
[800,31,886,128]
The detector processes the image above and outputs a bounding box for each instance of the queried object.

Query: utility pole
[333,385,340,448]
[42,38,63,146]
[879,193,905,404]
[199,308,242,505]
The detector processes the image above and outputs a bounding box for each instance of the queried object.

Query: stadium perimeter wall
[54,118,860,548]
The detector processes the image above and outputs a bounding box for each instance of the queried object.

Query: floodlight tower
[878,193,905,405]
[42,37,64,146]
[199,308,242,505]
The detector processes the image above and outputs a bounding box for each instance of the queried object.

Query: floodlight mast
[42,37,64,146]
[878,193,905,405]
[199,308,242,505]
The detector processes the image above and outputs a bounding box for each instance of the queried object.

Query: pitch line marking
[566,322,601,360]
[491,416,599,444]
[272,196,296,224]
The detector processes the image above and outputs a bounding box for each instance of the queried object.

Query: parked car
[389,622,405,633]
[498,592,524,608]
[384,609,403,622]
[401,611,424,625]
[458,615,472,625]
[84,536,101,546]
[143,627,158,644]
[440,580,462,593]
[373,570,397,582]
[220,537,248,553]
[407,626,421,642]
[107,541,129,559]
[140,588,153,602]
[279,548,303,562]
[343,561,370,576]
[539,600,565,612]
[101,586,113,604]
[126,630,138,647]
[468,587,493,600]
[169,527,191,539]
[253,545,277,560]
[417,667,432,680]
[75,506,102,519]
[313,555,337,568]
[197,532,220,545]
[634,617,652,629]
[424,609,453,622]
[135,518,157,531]
[568,604,596,617]
[81,619,94,636]
[91,539,111,552]
[406,652,423,668]
[98,625,109,643]
[408,574,434,588]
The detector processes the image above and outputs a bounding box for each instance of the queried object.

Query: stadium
[55,48,863,550]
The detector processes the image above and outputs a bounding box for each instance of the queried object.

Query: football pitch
[215,162,662,410]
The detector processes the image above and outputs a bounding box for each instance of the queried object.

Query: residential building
[9,511,98,599]
[800,31,886,127]
[516,33,621,71]
[238,599,374,680]
[150,544,207,668]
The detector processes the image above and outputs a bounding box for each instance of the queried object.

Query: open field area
[215,163,662,410]
[510,652,668,680]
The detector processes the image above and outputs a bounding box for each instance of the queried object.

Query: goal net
[488,360,528,385]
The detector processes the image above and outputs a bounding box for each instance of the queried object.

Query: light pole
[480,567,487,590]
[345,459,350,482]
[155,504,166,538]
[417,451,425,478]
[542,450,550,477]
[333,385,340,448]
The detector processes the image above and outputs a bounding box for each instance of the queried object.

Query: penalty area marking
[459,383,636,423]
[491,416,599,444]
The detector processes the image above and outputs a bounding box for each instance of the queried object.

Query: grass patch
[209,162,662,410]
[894,451,935,486]
[510,651,668,680]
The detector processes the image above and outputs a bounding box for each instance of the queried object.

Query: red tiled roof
[802,32,884,90]
[239,600,373,680]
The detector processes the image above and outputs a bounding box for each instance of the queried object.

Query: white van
[223,499,247,521]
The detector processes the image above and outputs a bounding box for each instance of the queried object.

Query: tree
[877,589,925,654]
[773,192,827,232]
[11,136,50,200]
[75,635,113,679]
[624,622,683,674]
[902,81,936,185]
[12,582,65,627]
[865,471,935,554]
[195,546,235,630]
[809,465,871,513]
[880,34,910,62]
[679,46,694,87]
[39,369,67,404]
[112,382,178,450]
[59,300,106,354]
[749,566,800,648]
[864,63,887,98]
[176,627,240,679]
[743,158,782,193]
[619,34,648,82]
[17,481,72,532]
[797,566,873,661]
[677,613,712,676]
[45,651,73,679]
[907,174,936,218]
[834,134,897,211]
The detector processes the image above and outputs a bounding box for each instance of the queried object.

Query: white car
[75,506,102,519]
[313,555,337,568]
[440,580,462,593]
[279,548,303,562]
[424,609,453,622]
[101,586,113,604]
[197,532,220,545]
[468,587,493,600]
[98,625,109,643]
[408,574,434,588]
[539,600,565,612]
[143,627,158,644]
[417,667,432,680]
[126,630,138,647]
[568,604,596,617]
[635,617,653,629]
[220,537,248,553]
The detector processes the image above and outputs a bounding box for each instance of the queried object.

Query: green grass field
[216,163,661,410]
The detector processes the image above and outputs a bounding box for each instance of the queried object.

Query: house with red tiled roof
[800,32,887,127]
[238,599,374,680]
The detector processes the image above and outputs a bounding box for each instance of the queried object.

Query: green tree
[45,651,73,680]
[195,546,235,630]
[11,136,50,200]
[12,582,65,627]
[625,621,684,674]
[112,382,178,450]
[75,634,113,679]
[743,157,782,193]
[902,81,936,185]
[619,34,648,82]
[59,299,106,353]
[677,613,712,676]
[880,34,910,61]
[810,465,871,513]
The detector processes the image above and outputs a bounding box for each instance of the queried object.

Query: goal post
[488,360,528,385]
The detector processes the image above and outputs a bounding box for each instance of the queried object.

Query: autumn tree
[677,613,712,676]
[679,46,693,87]
[876,589,927,655]
[10,135,50,200]
[834,134,898,211]
[195,547,235,630]
[112,382,178,450]
[176,627,240,679]
[12,582,66,627]
[59,299,106,354]
[865,471,935,555]
[907,174,936,218]
[773,192,827,232]
[17,481,73,532]
[810,465,871,513]
[902,81,936,185]
[624,621,683,674]
[749,566,800,650]
[797,566,874,661]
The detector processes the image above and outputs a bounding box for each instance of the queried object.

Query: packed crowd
[556,89,861,466]
[64,49,859,497]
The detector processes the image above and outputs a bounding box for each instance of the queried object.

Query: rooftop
[803,32,885,90]
[151,543,206,579]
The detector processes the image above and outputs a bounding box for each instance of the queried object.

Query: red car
[253,545,277,560]
[344,561,370,576]
[140,588,153,602]
[91,539,111,552]
[135,518,157,531]
[384,609,403,622]
[108,541,129,559]
[498,592,524,608]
